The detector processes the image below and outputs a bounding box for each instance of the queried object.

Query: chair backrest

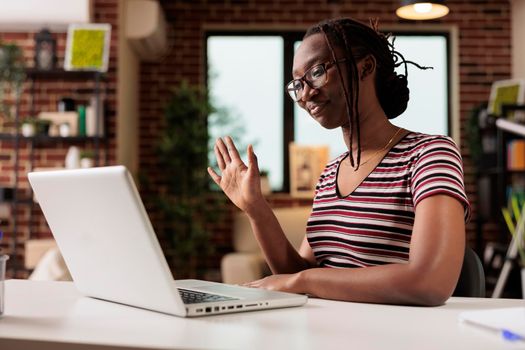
[232,207,311,253]
[453,246,486,297]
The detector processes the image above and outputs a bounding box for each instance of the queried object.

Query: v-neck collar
[335,131,411,199]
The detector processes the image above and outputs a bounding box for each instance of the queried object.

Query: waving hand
[207,136,263,213]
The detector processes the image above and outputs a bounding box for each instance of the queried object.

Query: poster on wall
[289,143,329,198]
[64,23,111,72]
[488,79,525,121]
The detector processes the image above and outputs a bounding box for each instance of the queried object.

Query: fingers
[242,277,265,289]
[207,167,221,185]
[216,138,231,165]
[224,136,242,162]
[214,144,226,170]
[247,144,260,175]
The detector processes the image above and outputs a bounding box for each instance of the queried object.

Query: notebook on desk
[28,166,307,317]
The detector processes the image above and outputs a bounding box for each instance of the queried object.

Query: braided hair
[304,18,431,169]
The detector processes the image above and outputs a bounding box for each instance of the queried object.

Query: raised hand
[207,136,264,213]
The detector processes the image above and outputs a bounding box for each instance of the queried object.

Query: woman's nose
[298,83,319,102]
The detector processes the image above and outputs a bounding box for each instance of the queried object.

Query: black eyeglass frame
[285,58,347,101]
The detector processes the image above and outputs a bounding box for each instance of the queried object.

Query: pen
[502,329,525,342]
[463,319,525,343]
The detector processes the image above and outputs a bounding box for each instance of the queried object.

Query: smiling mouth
[309,103,327,116]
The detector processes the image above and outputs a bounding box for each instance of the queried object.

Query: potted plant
[20,118,52,137]
[79,150,95,168]
[152,81,224,278]
[0,42,26,132]
[21,118,37,137]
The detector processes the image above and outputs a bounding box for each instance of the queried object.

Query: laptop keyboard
[178,288,239,304]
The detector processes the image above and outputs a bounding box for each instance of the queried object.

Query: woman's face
[292,33,350,130]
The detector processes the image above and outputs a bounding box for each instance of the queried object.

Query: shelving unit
[471,104,525,297]
[496,105,525,211]
[472,107,499,253]
[485,104,525,297]
[491,107,525,298]
[2,68,108,276]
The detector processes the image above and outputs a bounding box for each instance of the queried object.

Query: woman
[208,18,470,306]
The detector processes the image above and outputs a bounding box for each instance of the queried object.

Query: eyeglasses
[285,59,346,102]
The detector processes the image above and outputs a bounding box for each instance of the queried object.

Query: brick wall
[139,0,512,278]
[0,0,118,277]
[0,0,512,279]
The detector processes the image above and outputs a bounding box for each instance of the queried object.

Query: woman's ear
[360,55,376,80]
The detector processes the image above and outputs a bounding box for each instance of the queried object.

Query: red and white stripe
[307,132,470,268]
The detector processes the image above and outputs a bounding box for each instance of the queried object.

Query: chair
[453,246,486,297]
[221,206,311,284]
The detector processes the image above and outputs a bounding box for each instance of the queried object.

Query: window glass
[390,35,448,135]
[207,34,449,192]
[294,35,449,160]
[207,36,284,190]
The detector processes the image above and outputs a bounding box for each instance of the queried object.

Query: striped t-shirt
[306,132,470,268]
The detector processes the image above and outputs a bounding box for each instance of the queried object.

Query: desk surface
[1,280,524,350]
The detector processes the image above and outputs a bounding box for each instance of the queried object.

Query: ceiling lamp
[396,1,450,20]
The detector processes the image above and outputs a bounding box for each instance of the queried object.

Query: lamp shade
[396,1,449,20]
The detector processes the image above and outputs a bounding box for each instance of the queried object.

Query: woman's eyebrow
[292,56,325,77]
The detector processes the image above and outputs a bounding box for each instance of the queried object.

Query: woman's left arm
[245,194,465,306]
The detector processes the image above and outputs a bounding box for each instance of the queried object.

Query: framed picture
[488,79,525,119]
[289,143,329,198]
[64,24,111,72]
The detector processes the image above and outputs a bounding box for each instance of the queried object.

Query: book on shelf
[507,139,525,171]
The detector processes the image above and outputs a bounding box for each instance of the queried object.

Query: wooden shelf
[0,133,105,142]
[496,118,525,137]
[24,68,104,80]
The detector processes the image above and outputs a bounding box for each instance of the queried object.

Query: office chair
[452,246,486,297]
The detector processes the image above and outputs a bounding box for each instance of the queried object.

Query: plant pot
[21,123,35,137]
[80,157,94,168]
[59,123,71,137]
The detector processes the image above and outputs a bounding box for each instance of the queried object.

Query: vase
[65,146,80,169]
[21,123,35,137]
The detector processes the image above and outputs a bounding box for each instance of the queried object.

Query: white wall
[512,0,525,79]
[117,0,139,176]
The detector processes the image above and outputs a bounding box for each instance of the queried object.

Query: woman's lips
[309,102,327,116]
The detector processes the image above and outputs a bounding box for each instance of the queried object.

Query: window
[207,35,285,190]
[207,31,450,191]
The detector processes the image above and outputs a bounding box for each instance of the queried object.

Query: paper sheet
[459,307,525,338]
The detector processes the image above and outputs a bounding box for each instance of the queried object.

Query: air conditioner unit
[0,0,92,32]
[125,0,168,62]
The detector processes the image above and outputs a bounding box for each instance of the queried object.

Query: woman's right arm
[207,136,315,274]
[243,200,316,273]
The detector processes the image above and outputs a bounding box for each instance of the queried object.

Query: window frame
[205,29,452,193]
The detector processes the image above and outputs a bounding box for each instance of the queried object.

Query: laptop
[28,165,307,317]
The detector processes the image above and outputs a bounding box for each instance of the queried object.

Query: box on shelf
[38,112,78,137]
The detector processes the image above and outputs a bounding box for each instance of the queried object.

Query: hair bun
[378,72,409,119]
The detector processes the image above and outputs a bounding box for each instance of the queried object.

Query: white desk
[1,280,524,350]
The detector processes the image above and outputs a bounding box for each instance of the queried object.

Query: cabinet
[0,68,108,277]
